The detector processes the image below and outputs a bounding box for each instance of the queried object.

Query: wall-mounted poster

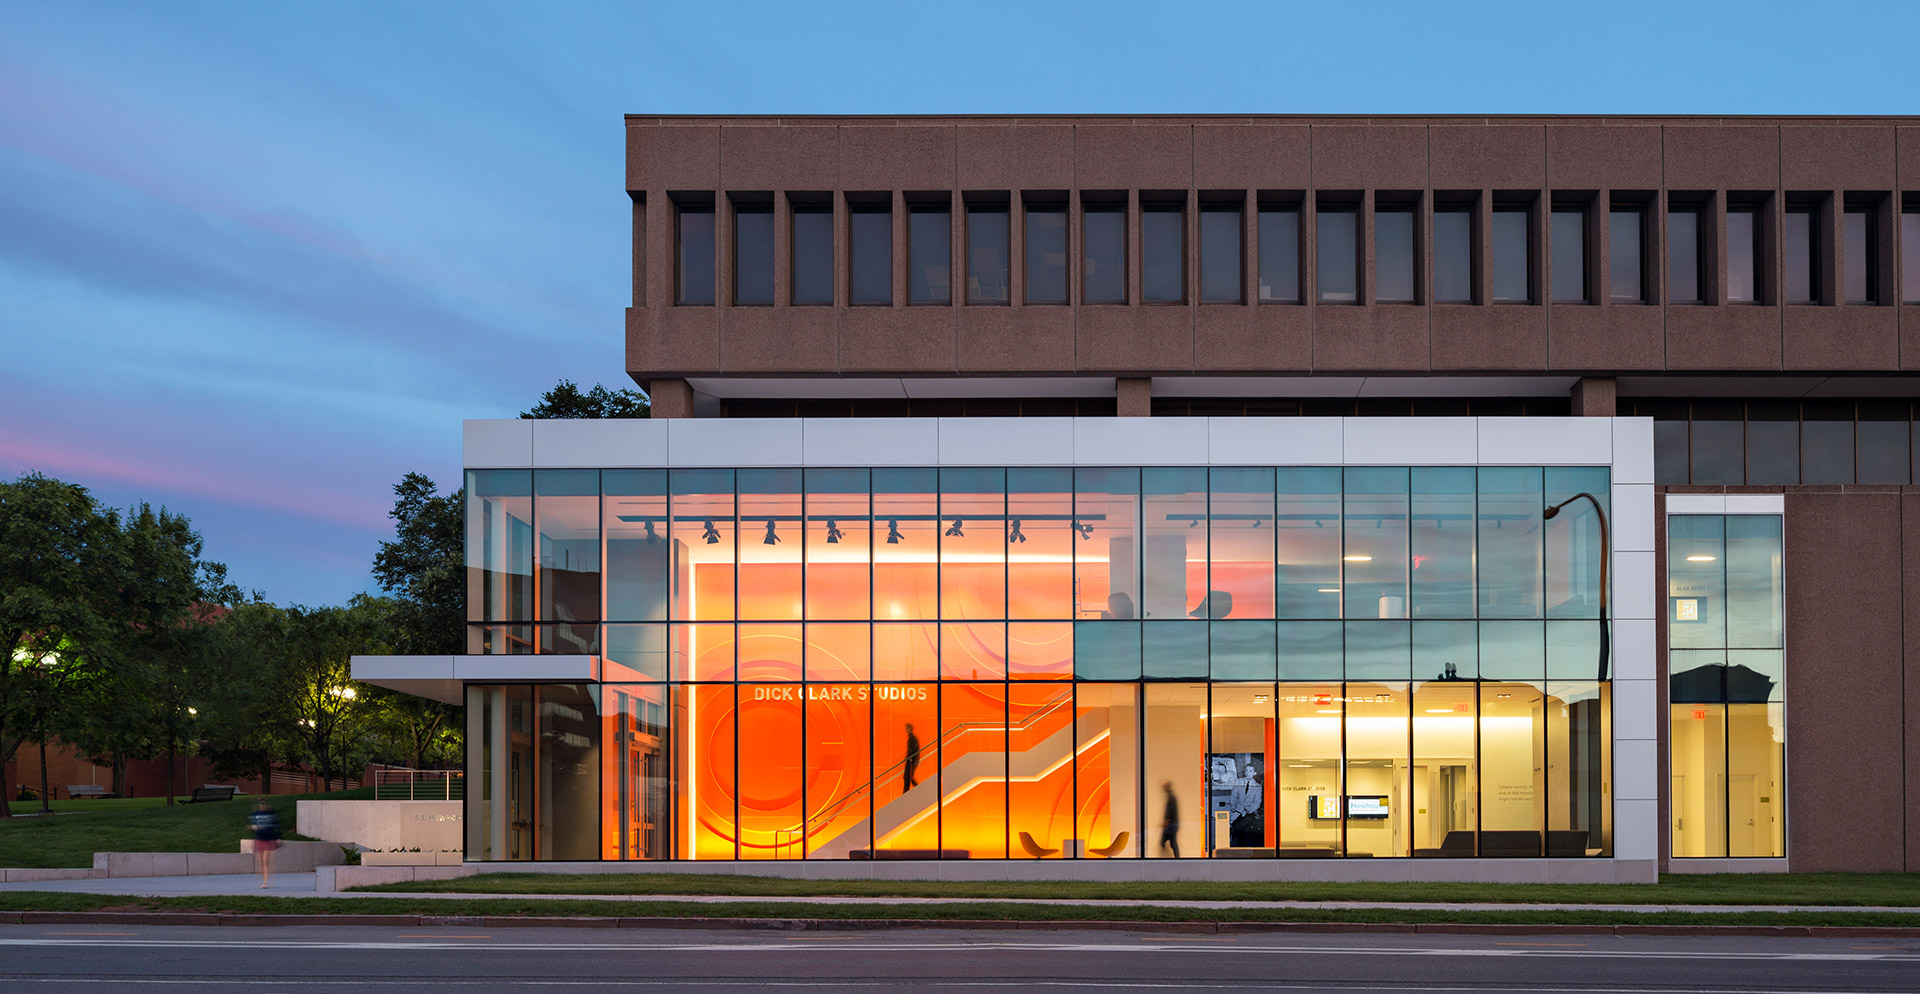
[1208,753,1265,848]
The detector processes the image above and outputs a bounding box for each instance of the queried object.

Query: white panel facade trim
[666,418,804,467]
[1612,739,1658,800]
[1073,417,1209,465]
[1613,799,1658,860]
[453,655,598,682]
[1611,417,1654,485]
[1206,417,1343,464]
[1478,417,1612,465]
[1722,494,1786,514]
[938,417,1073,465]
[1610,678,1658,742]
[463,420,533,468]
[802,418,937,466]
[1612,552,1656,621]
[532,419,668,468]
[1612,619,1656,681]
[1342,417,1477,464]
[350,655,456,681]
[1665,495,1727,514]
[1611,484,1655,553]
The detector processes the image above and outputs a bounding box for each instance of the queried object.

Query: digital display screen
[1307,796,1341,819]
[1307,795,1389,819]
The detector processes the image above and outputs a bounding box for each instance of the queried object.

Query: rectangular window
[1551,206,1587,304]
[1433,206,1472,303]
[1904,203,1920,304]
[732,202,773,306]
[1785,205,1818,304]
[1083,201,1126,304]
[1727,207,1759,303]
[849,199,892,306]
[1858,401,1911,484]
[1316,206,1357,304]
[965,205,1009,305]
[1199,203,1242,303]
[1375,206,1415,303]
[1745,402,1798,485]
[908,203,950,305]
[1668,208,1701,304]
[790,200,833,306]
[1024,204,1068,304]
[1492,204,1531,303]
[676,203,715,305]
[1800,401,1854,485]
[1141,200,1184,303]
[1609,207,1644,303]
[1257,205,1299,302]
[1844,204,1877,305]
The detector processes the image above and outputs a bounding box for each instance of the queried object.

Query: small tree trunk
[37,740,50,814]
[164,741,176,806]
[111,753,127,797]
[0,759,11,819]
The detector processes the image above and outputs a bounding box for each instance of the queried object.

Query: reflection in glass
[1143,620,1208,679]
[1905,209,1920,304]
[1857,403,1910,484]
[468,470,532,623]
[1258,208,1299,302]
[1492,206,1531,303]
[605,470,668,622]
[1785,207,1817,304]
[966,207,1009,304]
[1689,414,1744,486]
[1477,468,1542,619]
[1083,205,1126,303]
[604,683,669,859]
[1609,208,1643,302]
[1200,206,1242,303]
[537,471,600,652]
[1745,405,1798,485]
[850,203,892,305]
[1800,405,1854,485]
[1668,209,1700,303]
[1844,208,1876,304]
[1025,207,1068,304]
[734,205,773,305]
[1727,208,1758,303]
[1075,468,1141,621]
[1433,207,1472,303]
[792,204,834,305]
[1142,204,1184,303]
[1667,515,1727,650]
[1008,468,1074,620]
[1411,468,1475,618]
[909,206,952,305]
[1545,466,1609,619]
[1143,467,1207,622]
[1208,468,1275,619]
[677,206,715,305]
[1375,209,1414,303]
[1317,209,1357,303]
[1276,469,1342,618]
[1551,208,1587,303]
[1343,468,1409,620]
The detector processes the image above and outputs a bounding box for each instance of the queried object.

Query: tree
[279,596,389,791]
[519,379,649,419]
[371,474,464,770]
[0,474,124,818]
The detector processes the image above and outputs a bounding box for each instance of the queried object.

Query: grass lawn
[0,787,372,868]
[358,871,1920,908]
[0,892,1917,928]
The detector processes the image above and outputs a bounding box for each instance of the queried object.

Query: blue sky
[1,1,1914,606]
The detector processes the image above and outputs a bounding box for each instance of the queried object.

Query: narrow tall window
[733,203,773,306]
[1492,204,1531,303]
[676,203,715,305]
[908,203,950,305]
[1199,203,1242,303]
[1668,208,1701,304]
[1142,201,1185,303]
[1024,204,1068,304]
[1727,207,1759,303]
[1375,207,1415,303]
[1785,205,1818,304]
[849,199,893,305]
[1257,205,1299,302]
[1844,205,1877,305]
[1433,206,1472,303]
[1609,207,1645,303]
[1316,207,1357,304]
[1083,201,1126,304]
[1904,203,1920,304]
[965,205,1008,305]
[1551,206,1587,303]
[791,201,833,305]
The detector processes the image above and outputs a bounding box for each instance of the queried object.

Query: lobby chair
[1018,831,1060,858]
[1087,832,1130,857]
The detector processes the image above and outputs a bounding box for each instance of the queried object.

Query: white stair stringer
[807,710,1110,858]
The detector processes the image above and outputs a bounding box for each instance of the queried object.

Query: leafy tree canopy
[519,379,649,419]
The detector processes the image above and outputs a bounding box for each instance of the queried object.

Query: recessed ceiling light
[1289,764,1312,768]
[1686,555,1717,562]
[1316,708,1342,714]
[1318,588,1341,593]
[1424,708,1456,714]
[1343,555,1372,562]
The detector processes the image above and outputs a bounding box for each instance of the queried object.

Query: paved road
[0,924,1916,993]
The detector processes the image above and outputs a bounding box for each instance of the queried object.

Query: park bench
[65,784,116,800]
[187,785,237,803]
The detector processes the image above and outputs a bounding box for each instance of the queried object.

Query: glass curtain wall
[1668,514,1785,859]
[465,466,1613,861]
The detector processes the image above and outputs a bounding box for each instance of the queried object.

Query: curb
[1,911,1918,938]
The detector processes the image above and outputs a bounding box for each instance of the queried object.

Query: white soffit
[1152,376,1579,398]
[683,377,1118,399]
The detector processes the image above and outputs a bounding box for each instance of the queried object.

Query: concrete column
[648,378,695,419]
[1117,377,1152,417]
[1571,376,1616,417]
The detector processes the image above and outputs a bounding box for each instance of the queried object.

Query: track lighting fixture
[702,519,721,545]
[644,521,659,546]
[885,519,904,545]
[1072,520,1094,540]
[763,520,781,545]
[1008,518,1026,544]
[944,519,965,538]
[1188,518,1200,529]
[825,520,843,544]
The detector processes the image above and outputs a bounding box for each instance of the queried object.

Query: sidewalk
[2,872,1917,917]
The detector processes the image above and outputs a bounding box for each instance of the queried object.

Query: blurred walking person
[248,799,282,888]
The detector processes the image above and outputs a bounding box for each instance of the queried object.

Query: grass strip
[0,789,372,869]
[357,871,1920,908]
[0,893,1917,928]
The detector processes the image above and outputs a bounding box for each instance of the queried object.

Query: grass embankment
[360,871,1920,908]
[0,788,372,868]
[0,892,1917,929]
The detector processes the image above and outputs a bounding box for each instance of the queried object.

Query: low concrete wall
[296,800,462,851]
[0,841,345,881]
[321,864,476,892]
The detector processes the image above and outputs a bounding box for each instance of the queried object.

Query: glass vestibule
[464,465,1614,861]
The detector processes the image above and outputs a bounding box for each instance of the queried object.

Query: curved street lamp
[1544,492,1610,681]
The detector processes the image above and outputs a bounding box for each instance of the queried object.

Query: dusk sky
[3,1,1914,607]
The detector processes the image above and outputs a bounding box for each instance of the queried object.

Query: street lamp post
[1544,493,1610,682]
